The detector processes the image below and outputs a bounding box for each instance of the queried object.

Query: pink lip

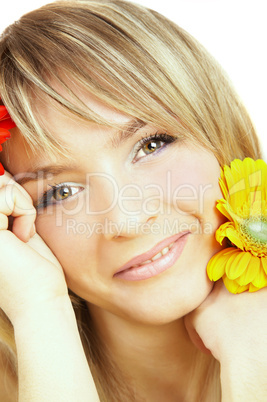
[114,232,190,281]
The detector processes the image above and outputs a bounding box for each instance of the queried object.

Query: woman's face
[3,94,224,325]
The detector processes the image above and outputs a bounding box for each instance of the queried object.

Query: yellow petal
[216,200,235,222]
[261,257,267,275]
[224,226,244,250]
[248,167,264,189]
[220,158,267,215]
[253,159,267,192]
[252,257,267,288]
[226,160,249,208]
[225,250,251,280]
[236,253,259,286]
[214,157,267,295]
[215,222,233,245]
[219,175,229,200]
[207,248,237,281]
[222,275,249,294]
[250,199,267,216]
[236,284,250,293]
[249,283,260,292]
[225,250,247,280]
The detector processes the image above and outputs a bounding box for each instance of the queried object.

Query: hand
[184,280,267,361]
[184,279,267,400]
[0,172,68,325]
[0,172,100,402]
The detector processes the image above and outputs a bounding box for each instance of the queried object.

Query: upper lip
[114,232,190,275]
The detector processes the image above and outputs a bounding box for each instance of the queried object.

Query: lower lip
[114,233,190,281]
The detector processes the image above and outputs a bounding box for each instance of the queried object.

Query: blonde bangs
[0,0,261,163]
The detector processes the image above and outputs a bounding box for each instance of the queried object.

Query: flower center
[242,218,267,244]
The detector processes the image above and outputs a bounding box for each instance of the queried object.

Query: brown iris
[53,186,72,201]
[143,140,161,154]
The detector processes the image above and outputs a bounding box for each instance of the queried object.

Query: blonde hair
[0,0,262,399]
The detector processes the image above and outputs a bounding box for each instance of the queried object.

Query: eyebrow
[107,118,146,148]
[15,118,147,186]
[15,165,79,186]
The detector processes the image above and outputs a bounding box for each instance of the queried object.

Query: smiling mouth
[131,241,175,268]
[114,232,190,281]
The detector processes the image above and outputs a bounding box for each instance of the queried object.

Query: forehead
[1,112,145,180]
[35,78,132,127]
[2,85,133,163]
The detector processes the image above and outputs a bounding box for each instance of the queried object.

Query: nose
[105,214,158,241]
[88,172,159,240]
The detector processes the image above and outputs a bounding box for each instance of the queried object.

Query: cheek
[35,212,97,286]
[137,147,222,222]
[170,153,221,213]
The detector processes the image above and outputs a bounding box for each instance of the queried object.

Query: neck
[87,304,218,401]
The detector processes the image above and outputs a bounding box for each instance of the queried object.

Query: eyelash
[36,183,83,209]
[36,132,177,209]
[133,132,177,162]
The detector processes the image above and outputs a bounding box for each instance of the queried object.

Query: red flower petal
[0,163,4,176]
[0,101,16,130]
[0,100,14,176]
[0,105,8,119]
[0,118,16,130]
[0,128,11,144]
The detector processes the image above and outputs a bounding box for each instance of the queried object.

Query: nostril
[147,216,157,224]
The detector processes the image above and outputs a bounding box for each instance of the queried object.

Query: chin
[116,281,213,326]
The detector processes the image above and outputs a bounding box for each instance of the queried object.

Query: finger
[27,233,62,268]
[0,184,35,218]
[0,185,36,242]
[0,172,33,203]
[0,171,13,183]
[0,213,8,231]
[12,216,36,242]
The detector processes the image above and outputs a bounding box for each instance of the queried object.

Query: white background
[1,0,266,159]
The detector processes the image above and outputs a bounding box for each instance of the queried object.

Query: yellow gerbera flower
[207,158,267,293]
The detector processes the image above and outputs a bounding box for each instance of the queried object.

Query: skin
[0,2,265,399]
[1,93,225,400]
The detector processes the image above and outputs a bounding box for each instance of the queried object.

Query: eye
[133,132,177,162]
[53,185,76,201]
[36,183,84,209]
